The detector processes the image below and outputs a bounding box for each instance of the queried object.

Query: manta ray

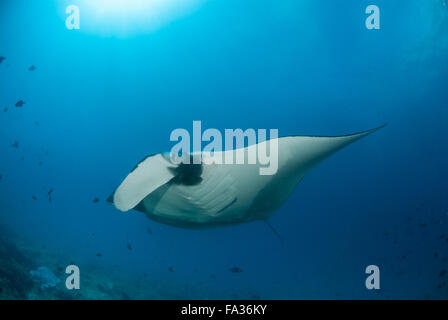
[108,125,385,229]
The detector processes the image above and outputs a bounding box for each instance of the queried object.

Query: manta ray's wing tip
[106,192,114,204]
[341,122,387,141]
[354,122,388,137]
[106,191,128,212]
[374,122,388,131]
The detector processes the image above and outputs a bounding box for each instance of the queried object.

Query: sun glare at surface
[66,0,206,36]
[88,0,176,15]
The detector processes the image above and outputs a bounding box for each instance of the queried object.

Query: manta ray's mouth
[168,154,203,186]
[169,162,203,186]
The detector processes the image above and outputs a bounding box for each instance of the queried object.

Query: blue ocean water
[0,0,447,299]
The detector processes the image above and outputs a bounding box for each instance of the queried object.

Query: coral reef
[0,237,34,299]
[30,266,60,289]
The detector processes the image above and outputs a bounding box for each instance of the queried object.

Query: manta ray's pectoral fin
[283,123,387,176]
[108,191,147,213]
[112,153,178,212]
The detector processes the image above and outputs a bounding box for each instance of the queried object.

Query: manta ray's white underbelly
[142,162,273,224]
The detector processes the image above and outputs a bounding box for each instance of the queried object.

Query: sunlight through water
[63,0,206,37]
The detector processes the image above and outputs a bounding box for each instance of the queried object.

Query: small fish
[57,267,63,272]
[32,196,37,200]
[147,227,152,235]
[168,267,174,272]
[92,197,100,203]
[434,252,439,258]
[15,100,25,107]
[418,223,427,228]
[229,266,243,274]
[11,141,19,149]
[35,121,39,126]
[38,161,43,166]
[0,174,2,180]
[96,253,102,257]
[3,108,7,112]
[126,242,132,251]
[440,270,446,277]
[0,56,5,64]
[28,65,36,71]
[48,188,53,202]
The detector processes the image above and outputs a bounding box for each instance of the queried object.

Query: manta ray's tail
[264,220,284,245]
